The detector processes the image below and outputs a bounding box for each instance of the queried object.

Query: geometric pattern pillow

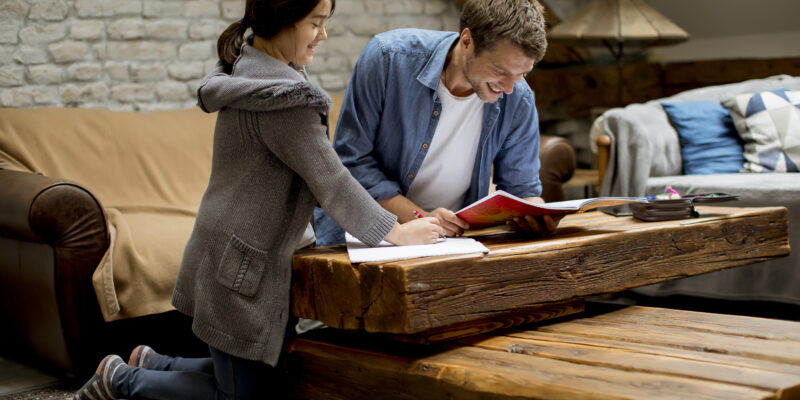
[722,88,800,173]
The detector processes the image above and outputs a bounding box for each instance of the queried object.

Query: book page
[345,233,490,263]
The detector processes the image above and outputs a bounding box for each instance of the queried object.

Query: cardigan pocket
[216,234,268,297]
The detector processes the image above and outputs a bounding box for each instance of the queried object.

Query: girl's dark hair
[217,0,335,68]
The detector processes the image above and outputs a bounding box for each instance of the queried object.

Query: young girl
[73,0,444,398]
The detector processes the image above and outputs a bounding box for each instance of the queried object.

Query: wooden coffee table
[292,206,790,342]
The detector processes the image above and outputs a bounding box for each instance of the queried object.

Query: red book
[455,190,646,228]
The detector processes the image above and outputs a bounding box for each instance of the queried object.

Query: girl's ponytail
[216,19,248,70]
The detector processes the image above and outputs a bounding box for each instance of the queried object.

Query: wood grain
[292,207,790,338]
[287,306,800,399]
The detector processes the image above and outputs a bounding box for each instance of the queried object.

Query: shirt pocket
[215,234,269,297]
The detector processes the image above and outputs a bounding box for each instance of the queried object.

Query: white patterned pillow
[722,88,800,173]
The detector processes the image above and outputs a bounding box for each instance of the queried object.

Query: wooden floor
[287,304,800,400]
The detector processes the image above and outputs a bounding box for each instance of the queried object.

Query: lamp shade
[548,0,689,46]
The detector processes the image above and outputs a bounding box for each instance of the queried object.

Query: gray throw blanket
[599,74,800,197]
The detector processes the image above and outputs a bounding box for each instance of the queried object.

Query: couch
[591,74,800,306]
[0,94,576,375]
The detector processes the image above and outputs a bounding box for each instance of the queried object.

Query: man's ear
[459,28,472,50]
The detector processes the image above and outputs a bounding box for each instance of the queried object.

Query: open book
[456,190,647,228]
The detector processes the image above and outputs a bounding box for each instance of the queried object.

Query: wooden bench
[287,304,800,400]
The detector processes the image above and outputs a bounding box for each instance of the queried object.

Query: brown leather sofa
[0,96,575,377]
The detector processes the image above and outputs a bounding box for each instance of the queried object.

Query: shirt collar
[416,33,460,91]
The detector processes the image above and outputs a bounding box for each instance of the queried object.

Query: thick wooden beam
[287,305,800,400]
[292,207,790,337]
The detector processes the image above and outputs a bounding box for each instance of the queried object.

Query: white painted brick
[27,64,63,83]
[385,0,425,15]
[26,85,61,105]
[0,23,20,44]
[19,23,67,44]
[363,0,383,14]
[14,46,49,64]
[0,0,30,21]
[156,80,189,100]
[107,18,145,40]
[0,66,25,87]
[49,41,89,62]
[424,1,450,15]
[203,59,218,75]
[349,15,388,36]
[107,41,176,61]
[137,101,194,111]
[306,55,348,74]
[221,1,244,20]
[67,62,103,81]
[131,63,167,82]
[144,20,188,39]
[29,0,70,21]
[189,19,229,40]
[90,42,106,59]
[388,15,443,30]
[84,102,135,111]
[318,73,348,91]
[335,0,364,16]
[76,0,143,17]
[70,21,106,40]
[325,19,347,37]
[60,82,109,103]
[185,1,220,18]
[105,61,129,80]
[1,88,35,107]
[167,61,205,80]
[143,0,184,17]
[111,83,155,102]
[0,46,13,64]
[178,41,214,60]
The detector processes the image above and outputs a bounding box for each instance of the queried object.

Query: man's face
[462,39,535,103]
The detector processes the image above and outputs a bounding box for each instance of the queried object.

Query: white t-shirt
[406,80,484,211]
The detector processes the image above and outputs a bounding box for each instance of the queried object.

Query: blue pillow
[661,101,745,175]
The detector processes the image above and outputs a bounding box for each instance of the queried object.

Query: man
[315,0,558,246]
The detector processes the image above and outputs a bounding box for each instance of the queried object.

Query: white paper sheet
[345,233,490,263]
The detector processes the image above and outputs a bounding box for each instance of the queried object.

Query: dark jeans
[114,345,280,400]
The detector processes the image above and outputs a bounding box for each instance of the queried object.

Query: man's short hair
[459,0,547,62]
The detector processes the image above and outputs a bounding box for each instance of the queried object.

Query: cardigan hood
[197,43,332,114]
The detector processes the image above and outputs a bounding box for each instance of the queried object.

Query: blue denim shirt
[315,29,542,245]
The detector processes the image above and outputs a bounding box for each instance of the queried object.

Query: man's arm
[333,37,402,201]
[379,194,470,237]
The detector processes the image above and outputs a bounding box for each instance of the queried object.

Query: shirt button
[433,110,439,117]
[408,173,414,179]
[422,143,428,149]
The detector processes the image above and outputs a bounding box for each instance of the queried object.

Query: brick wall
[0,0,459,110]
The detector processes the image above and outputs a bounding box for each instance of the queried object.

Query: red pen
[413,209,424,219]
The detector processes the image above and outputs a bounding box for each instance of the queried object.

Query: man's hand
[424,208,470,237]
[507,214,563,235]
[506,196,563,236]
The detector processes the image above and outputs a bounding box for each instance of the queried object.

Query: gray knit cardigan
[172,43,397,366]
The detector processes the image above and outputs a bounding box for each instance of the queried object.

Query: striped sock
[129,345,161,369]
[72,354,125,400]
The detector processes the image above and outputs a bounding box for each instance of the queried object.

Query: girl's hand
[385,218,445,245]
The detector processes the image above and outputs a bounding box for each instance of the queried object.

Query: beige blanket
[0,107,216,321]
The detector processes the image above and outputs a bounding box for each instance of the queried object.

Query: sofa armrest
[0,169,109,373]
[539,135,577,203]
